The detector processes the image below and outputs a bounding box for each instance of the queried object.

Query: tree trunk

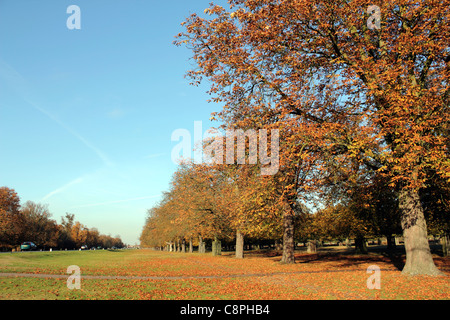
[212,237,221,256]
[281,209,295,264]
[386,235,396,250]
[440,234,449,257]
[189,238,193,253]
[399,188,443,276]
[354,236,368,254]
[307,240,317,253]
[235,230,244,259]
[198,235,205,253]
[181,239,186,253]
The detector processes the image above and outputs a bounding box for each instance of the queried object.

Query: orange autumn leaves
[82,252,450,300]
[139,251,449,300]
[140,161,285,248]
[2,250,448,300]
[175,0,449,190]
[172,0,449,275]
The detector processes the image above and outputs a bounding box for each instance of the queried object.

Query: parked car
[80,245,88,250]
[20,242,37,251]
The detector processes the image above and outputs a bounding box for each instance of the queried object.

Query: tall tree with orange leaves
[175,0,449,275]
[0,187,24,248]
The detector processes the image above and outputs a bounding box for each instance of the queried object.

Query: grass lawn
[0,249,448,300]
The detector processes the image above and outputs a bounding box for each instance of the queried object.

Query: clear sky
[0,0,226,245]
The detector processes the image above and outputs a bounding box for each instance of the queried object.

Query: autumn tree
[140,157,284,258]
[319,154,403,251]
[175,0,449,275]
[21,201,60,249]
[355,176,403,250]
[70,221,89,248]
[86,227,100,248]
[227,166,285,258]
[58,213,76,249]
[141,188,198,251]
[171,161,233,252]
[0,187,24,248]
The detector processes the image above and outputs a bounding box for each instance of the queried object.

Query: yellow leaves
[168,0,450,250]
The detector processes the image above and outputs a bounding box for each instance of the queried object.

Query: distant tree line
[0,186,124,251]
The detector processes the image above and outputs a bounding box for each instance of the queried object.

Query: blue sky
[0,0,226,245]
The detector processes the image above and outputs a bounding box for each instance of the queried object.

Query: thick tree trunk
[399,188,443,276]
[386,234,396,250]
[198,235,205,253]
[212,236,221,256]
[307,240,317,253]
[189,238,193,253]
[235,230,244,259]
[354,236,368,254]
[281,209,295,264]
[181,239,186,253]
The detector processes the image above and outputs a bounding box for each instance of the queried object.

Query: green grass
[0,249,144,274]
[0,277,147,300]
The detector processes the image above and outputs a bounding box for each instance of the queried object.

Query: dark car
[20,242,37,251]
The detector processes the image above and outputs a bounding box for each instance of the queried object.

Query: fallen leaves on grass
[1,250,448,300]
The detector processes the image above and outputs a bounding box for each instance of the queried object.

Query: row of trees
[140,158,449,257]
[0,186,124,251]
[142,0,450,276]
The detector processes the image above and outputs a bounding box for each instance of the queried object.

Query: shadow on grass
[222,246,449,273]
[252,247,408,270]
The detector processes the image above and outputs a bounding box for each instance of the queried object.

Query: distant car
[20,242,37,251]
[80,245,88,250]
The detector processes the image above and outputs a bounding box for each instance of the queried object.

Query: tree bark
[440,234,449,257]
[281,208,295,264]
[399,188,443,276]
[354,236,368,254]
[198,235,205,253]
[189,238,193,253]
[307,240,317,253]
[386,235,396,250]
[181,239,186,253]
[212,236,221,256]
[235,230,244,259]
